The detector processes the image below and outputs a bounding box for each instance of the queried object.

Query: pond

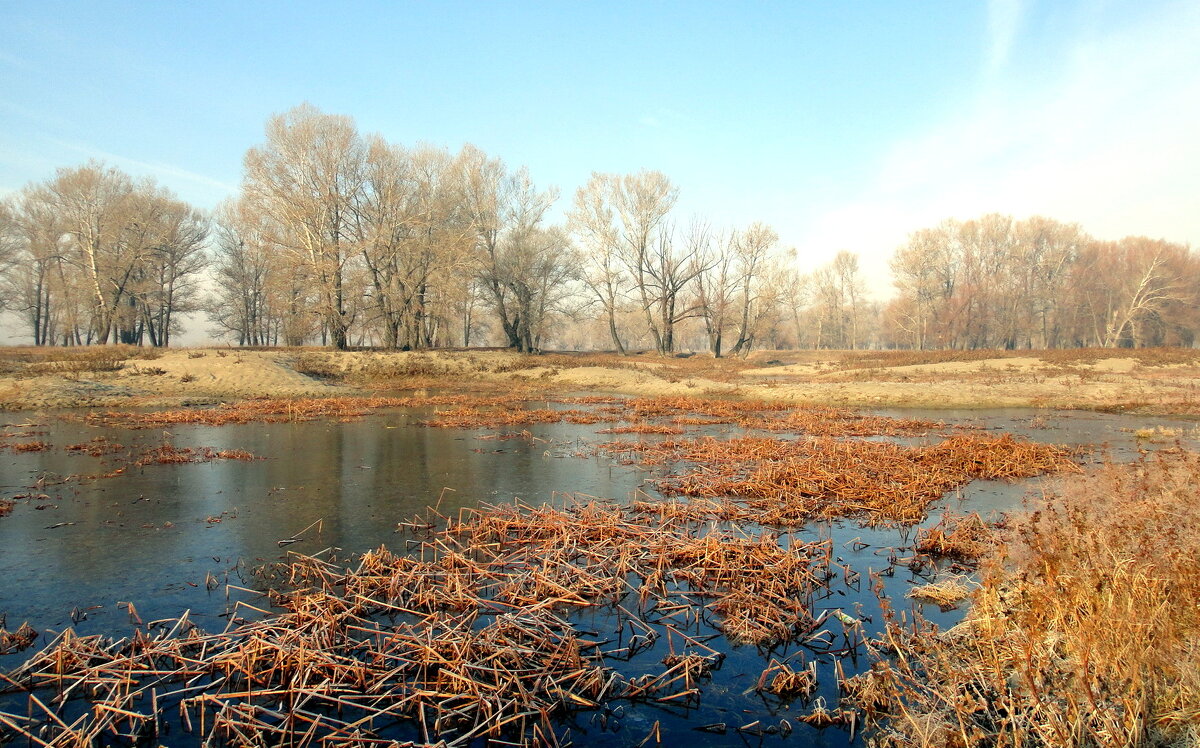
[0,403,1195,745]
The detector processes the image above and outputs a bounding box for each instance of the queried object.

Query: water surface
[0,404,1194,745]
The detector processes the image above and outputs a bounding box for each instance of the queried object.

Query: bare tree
[461,146,561,352]
[728,222,779,356]
[0,202,18,293]
[43,163,141,344]
[692,223,736,356]
[1083,238,1197,348]
[209,200,275,345]
[134,195,208,347]
[356,141,471,348]
[3,188,70,344]
[573,171,714,354]
[242,104,367,350]
[494,225,577,352]
[568,173,629,353]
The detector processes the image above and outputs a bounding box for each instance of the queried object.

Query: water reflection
[0,415,647,634]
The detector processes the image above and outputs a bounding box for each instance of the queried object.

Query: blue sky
[2,0,1197,297]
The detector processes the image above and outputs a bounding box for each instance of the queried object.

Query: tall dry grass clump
[857,450,1200,747]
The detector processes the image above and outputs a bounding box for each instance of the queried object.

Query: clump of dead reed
[424,405,562,428]
[0,621,37,654]
[64,436,125,456]
[6,440,51,452]
[914,512,996,560]
[133,443,260,466]
[905,575,975,609]
[608,434,1077,525]
[857,450,1200,746]
[1,494,844,745]
[757,658,818,698]
[597,421,685,435]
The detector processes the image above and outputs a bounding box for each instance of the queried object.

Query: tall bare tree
[692,223,735,356]
[461,146,562,352]
[727,222,779,356]
[132,195,208,347]
[242,104,366,349]
[568,173,629,353]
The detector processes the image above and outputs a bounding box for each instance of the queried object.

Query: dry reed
[605,434,1077,525]
[856,450,1200,746]
[0,495,841,745]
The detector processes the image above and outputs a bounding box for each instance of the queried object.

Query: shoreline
[1,346,1198,415]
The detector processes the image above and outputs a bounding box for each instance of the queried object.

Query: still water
[0,405,1194,744]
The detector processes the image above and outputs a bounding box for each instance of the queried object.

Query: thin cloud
[47,137,237,196]
[985,0,1026,75]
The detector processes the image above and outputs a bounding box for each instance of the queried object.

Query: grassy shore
[1,345,1199,414]
[857,451,1200,747]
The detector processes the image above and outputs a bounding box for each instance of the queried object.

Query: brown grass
[0,621,37,654]
[83,395,497,428]
[855,450,1200,746]
[64,436,126,456]
[132,444,261,466]
[820,347,1200,372]
[914,512,997,561]
[0,345,164,378]
[905,575,975,608]
[76,394,948,442]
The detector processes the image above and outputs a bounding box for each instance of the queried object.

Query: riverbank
[1,346,1198,414]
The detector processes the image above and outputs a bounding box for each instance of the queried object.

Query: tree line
[885,214,1200,349]
[1,104,1196,352]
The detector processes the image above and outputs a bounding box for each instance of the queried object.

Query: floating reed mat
[80,395,510,428]
[601,433,1080,524]
[428,396,945,436]
[1,497,873,746]
[77,394,946,438]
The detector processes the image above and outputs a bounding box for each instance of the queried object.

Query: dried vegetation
[854,451,1200,746]
[604,434,1077,525]
[0,496,846,745]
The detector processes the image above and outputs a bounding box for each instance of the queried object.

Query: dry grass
[906,575,975,608]
[0,621,37,654]
[914,512,997,561]
[76,394,945,439]
[856,450,1200,746]
[83,395,494,428]
[0,345,163,378]
[819,347,1200,372]
[132,444,260,466]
